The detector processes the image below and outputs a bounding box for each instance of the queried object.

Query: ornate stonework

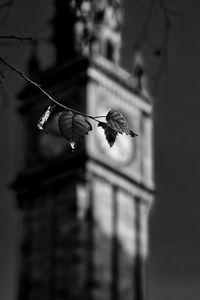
[71,0,122,63]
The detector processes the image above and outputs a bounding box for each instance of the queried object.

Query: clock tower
[13,1,154,300]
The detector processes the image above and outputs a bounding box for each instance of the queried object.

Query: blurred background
[0,0,200,300]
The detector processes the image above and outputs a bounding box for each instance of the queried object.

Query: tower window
[105,40,114,61]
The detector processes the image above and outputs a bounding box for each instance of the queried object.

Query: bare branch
[152,7,171,91]
[133,0,157,50]
[0,56,102,122]
[0,0,14,25]
[0,35,32,42]
[0,69,5,82]
[132,0,181,92]
[0,0,12,11]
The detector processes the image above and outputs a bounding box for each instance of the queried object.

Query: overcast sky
[0,1,200,300]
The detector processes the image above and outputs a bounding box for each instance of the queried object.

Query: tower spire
[52,0,123,65]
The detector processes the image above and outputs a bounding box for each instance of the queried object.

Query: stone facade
[13,1,154,300]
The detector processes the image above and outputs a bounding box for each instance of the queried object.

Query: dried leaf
[106,109,135,136]
[37,105,54,132]
[98,122,118,147]
[58,111,92,150]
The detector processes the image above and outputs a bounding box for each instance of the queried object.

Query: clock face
[96,126,134,165]
[87,81,146,183]
[94,95,137,166]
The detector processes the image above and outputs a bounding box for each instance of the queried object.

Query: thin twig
[133,0,157,50]
[133,0,181,93]
[0,56,102,122]
[0,69,5,80]
[0,35,32,42]
[152,0,171,91]
[0,0,12,11]
[0,0,14,26]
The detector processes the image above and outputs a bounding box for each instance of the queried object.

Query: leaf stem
[93,115,106,119]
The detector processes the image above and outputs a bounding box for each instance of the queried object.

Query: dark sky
[0,1,200,300]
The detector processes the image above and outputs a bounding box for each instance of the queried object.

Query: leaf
[130,129,138,137]
[37,105,54,132]
[98,122,118,147]
[106,109,136,136]
[58,111,92,150]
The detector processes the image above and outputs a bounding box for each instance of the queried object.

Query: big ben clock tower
[13,1,154,300]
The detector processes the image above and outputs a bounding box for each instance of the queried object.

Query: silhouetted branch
[0,69,5,82]
[0,0,14,25]
[0,56,139,151]
[0,56,104,122]
[0,0,12,11]
[0,35,32,42]
[133,0,157,50]
[152,0,171,91]
[133,0,181,92]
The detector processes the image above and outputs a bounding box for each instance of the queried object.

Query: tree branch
[133,0,181,92]
[152,0,171,91]
[0,0,12,11]
[0,0,14,25]
[0,35,32,42]
[0,56,102,122]
[133,0,158,50]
